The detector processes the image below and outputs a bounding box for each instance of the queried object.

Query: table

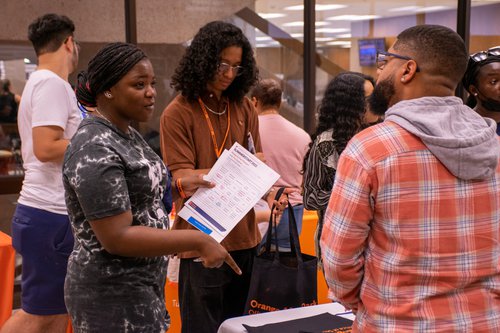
[0,231,15,328]
[217,302,354,333]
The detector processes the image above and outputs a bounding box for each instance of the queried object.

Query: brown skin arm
[172,173,215,200]
[89,210,241,274]
[172,168,210,179]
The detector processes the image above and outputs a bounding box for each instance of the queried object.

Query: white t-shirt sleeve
[31,76,71,130]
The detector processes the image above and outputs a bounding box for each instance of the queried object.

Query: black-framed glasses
[470,46,500,63]
[376,50,420,72]
[217,62,244,76]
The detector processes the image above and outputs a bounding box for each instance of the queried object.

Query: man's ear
[63,36,74,53]
[400,60,418,83]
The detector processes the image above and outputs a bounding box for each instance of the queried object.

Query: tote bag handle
[263,187,304,264]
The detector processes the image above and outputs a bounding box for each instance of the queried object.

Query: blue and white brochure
[178,142,279,242]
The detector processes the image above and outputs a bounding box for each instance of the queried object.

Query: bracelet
[175,178,187,199]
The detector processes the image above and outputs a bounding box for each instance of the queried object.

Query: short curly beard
[368,75,396,116]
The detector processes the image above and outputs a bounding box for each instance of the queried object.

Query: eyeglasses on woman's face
[217,62,244,77]
[470,46,500,63]
[376,50,420,72]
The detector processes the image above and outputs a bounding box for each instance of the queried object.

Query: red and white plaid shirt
[321,121,500,332]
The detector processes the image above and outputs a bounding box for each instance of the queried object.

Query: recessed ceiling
[254,0,500,47]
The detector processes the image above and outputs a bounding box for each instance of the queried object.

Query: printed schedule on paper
[178,142,279,242]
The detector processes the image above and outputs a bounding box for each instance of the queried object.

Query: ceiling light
[315,28,349,34]
[388,6,421,12]
[258,13,286,19]
[325,41,352,46]
[315,37,335,42]
[256,41,280,48]
[283,21,329,27]
[327,15,380,21]
[335,33,352,38]
[256,36,272,41]
[415,6,449,12]
[285,4,348,11]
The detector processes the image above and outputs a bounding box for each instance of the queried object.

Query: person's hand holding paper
[178,142,280,242]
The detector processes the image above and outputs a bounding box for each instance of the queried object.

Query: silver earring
[104,92,112,98]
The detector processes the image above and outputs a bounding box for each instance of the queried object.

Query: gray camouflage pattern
[63,117,170,332]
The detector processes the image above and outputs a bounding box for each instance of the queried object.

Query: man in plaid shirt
[321,25,500,332]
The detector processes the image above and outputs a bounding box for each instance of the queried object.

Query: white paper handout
[178,142,280,242]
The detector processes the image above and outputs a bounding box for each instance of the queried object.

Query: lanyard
[198,97,231,158]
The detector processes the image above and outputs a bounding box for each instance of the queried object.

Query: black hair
[462,56,500,107]
[28,13,75,56]
[1,79,11,92]
[171,21,258,103]
[250,79,282,109]
[75,42,147,107]
[302,72,371,173]
[394,25,468,84]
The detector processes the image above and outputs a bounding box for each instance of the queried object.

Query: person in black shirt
[0,79,20,123]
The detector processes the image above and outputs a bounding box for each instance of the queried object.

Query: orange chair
[0,231,15,329]
[299,210,330,305]
[0,231,73,332]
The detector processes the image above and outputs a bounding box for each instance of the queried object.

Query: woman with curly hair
[160,21,280,333]
[302,72,376,265]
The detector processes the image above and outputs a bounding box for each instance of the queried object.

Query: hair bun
[75,71,96,107]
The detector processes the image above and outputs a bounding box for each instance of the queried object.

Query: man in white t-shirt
[1,13,80,333]
[251,79,311,250]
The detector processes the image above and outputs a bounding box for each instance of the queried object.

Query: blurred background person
[462,46,500,132]
[0,79,21,123]
[302,72,375,266]
[250,78,310,250]
[1,13,80,333]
